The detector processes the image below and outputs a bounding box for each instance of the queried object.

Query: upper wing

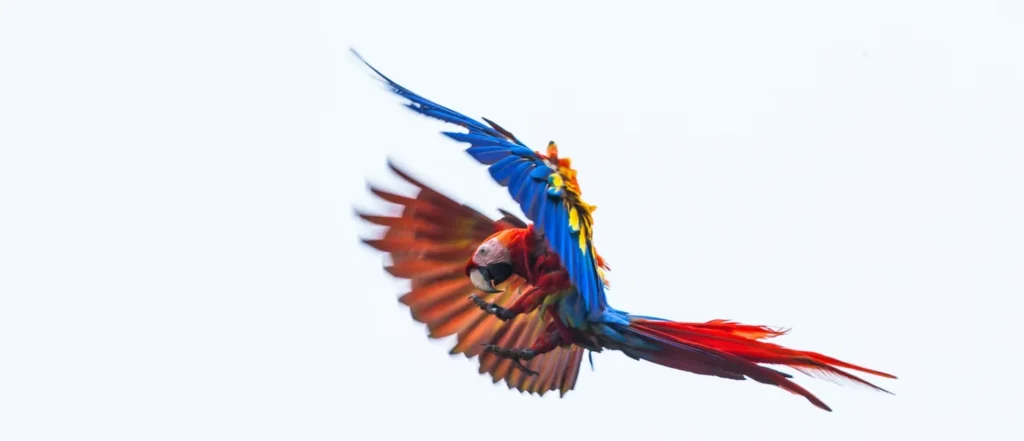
[357,161,584,396]
[352,49,612,321]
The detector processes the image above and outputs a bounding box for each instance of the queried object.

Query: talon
[469,294,491,311]
[513,359,539,376]
[482,344,539,376]
[469,295,515,321]
[469,295,494,314]
[495,308,516,321]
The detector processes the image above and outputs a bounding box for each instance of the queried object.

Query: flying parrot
[351,49,896,411]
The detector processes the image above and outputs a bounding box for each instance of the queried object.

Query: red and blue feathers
[353,49,897,411]
[351,49,614,324]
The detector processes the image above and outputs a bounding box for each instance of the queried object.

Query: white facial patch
[472,238,511,267]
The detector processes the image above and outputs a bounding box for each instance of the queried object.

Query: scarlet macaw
[352,50,896,411]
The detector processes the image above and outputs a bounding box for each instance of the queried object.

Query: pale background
[1,0,1021,440]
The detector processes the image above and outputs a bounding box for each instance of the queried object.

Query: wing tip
[384,158,433,191]
[349,47,399,89]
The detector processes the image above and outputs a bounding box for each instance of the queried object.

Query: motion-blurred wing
[357,161,584,396]
[352,49,612,322]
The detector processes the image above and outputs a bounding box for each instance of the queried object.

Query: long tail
[607,316,897,412]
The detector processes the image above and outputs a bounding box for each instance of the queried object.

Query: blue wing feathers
[507,161,534,194]
[489,155,522,174]
[512,183,530,215]
[466,148,511,165]
[443,132,509,148]
[521,186,543,220]
[489,157,527,185]
[529,166,551,181]
[353,48,615,320]
[510,167,534,206]
[540,202,559,253]
[351,49,512,144]
[584,255,601,310]
[415,107,482,128]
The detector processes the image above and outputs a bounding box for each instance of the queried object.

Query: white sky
[1,0,1021,439]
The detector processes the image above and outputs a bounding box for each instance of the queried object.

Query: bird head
[465,230,519,294]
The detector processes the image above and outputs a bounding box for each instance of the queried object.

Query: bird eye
[478,247,488,255]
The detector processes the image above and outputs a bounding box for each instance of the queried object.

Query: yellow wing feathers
[539,141,608,286]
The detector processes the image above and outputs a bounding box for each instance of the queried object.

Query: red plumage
[626,318,895,411]
[358,162,897,409]
[357,160,585,396]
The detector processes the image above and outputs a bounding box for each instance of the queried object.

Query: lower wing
[356,160,584,396]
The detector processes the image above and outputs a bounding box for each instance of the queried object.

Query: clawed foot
[469,294,517,321]
[482,344,538,376]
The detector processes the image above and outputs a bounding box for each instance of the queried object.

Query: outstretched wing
[352,49,612,321]
[357,161,584,396]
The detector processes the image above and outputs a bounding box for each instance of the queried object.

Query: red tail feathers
[627,318,896,412]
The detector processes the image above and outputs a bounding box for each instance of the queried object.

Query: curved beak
[467,262,515,294]
[469,267,503,293]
